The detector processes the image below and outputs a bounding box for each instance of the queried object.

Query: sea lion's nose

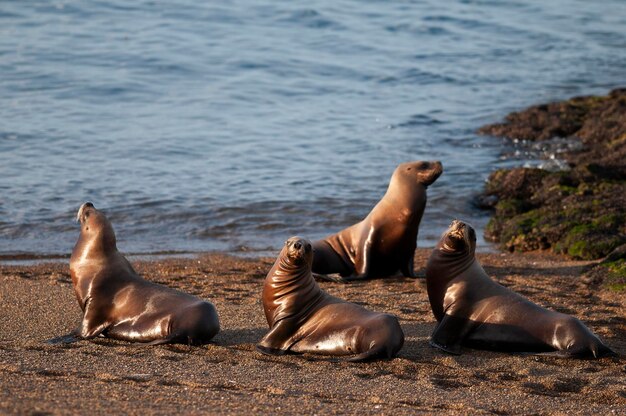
[293,242,302,250]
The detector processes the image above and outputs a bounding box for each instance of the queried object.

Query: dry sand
[0,249,624,415]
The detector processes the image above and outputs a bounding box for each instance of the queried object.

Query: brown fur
[258,237,404,361]
[48,203,219,345]
[312,161,442,281]
[425,220,615,358]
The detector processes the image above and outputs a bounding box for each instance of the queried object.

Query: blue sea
[1,0,625,259]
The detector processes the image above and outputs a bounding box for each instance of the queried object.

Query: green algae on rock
[583,245,626,292]
[478,89,626,262]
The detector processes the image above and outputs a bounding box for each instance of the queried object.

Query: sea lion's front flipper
[400,255,416,278]
[46,331,82,344]
[77,298,110,339]
[256,344,290,356]
[256,319,296,355]
[429,314,473,355]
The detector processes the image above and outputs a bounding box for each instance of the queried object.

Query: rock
[484,168,549,201]
[582,244,626,291]
[478,89,626,260]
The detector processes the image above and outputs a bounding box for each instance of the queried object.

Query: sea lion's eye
[305,244,311,253]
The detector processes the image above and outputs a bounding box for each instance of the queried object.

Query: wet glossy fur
[425,220,615,358]
[312,161,443,281]
[258,237,404,361]
[49,203,219,345]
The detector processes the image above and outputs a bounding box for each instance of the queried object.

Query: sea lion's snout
[76,202,96,223]
[441,220,467,251]
[421,160,443,185]
[430,160,443,175]
[442,220,476,252]
[291,241,304,257]
[424,160,442,171]
[285,237,312,263]
[403,160,443,186]
[448,219,465,234]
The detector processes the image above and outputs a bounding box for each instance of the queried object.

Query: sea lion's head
[395,160,443,187]
[75,202,117,253]
[440,219,476,254]
[283,236,313,266]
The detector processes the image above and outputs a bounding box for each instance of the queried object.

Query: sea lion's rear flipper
[343,345,391,362]
[429,314,473,355]
[329,274,363,283]
[595,344,618,358]
[313,273,348,283]
[534,343,618,359]
[568,338,619,359]
[532,350,580,359]
[46,332,82,344]
[141,335,216,347]
[141,337,176,346]
[256,319,296,356]
[429,338,462,355]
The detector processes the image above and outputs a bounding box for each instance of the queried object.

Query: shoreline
[1,249,624,414]
[0,241,503,266]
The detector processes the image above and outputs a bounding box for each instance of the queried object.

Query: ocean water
[1,0,625,258]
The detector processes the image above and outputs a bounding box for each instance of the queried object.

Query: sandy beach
[0,249,623,415]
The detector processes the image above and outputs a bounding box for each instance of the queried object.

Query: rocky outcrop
[477,89,626,285]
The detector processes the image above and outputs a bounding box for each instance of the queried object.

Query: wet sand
[0,249,624,415]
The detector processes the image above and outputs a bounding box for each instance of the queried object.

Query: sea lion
[257,236,404,361]
[312,160,443,281]
[425,220,616,358]
[48,202,220,345]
